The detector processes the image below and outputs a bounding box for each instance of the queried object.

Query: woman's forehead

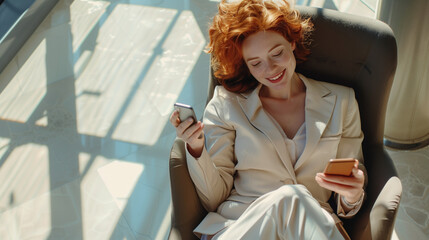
[242,31,289,57]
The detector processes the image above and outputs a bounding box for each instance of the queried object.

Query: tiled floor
[388,145,429,240]
[0,0,427,239]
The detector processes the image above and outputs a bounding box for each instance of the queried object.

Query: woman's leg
[213,185,344,240]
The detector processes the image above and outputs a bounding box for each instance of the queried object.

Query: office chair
[169,6,402,240]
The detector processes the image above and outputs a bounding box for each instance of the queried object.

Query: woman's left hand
[315,160,365,204]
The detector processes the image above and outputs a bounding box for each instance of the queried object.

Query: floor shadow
[42,2,83,239]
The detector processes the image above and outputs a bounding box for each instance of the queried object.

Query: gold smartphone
[323,158,356,176]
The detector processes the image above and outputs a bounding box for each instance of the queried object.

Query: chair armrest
[344,145,402,240]
[169,138,207,240]
[365,146,402,240]
[370,176,402,240]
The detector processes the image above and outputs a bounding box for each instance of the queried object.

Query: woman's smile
[266,69,285,83]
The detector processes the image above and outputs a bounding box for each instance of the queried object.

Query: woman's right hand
[170,110,205,158]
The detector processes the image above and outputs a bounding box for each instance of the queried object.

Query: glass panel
[0,0,36,41]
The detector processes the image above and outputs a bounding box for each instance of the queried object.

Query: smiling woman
[169,0,367,239]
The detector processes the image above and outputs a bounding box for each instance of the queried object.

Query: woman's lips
[266,69,285,83]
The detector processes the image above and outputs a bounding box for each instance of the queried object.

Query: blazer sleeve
[335,88,368,218]
[185,92,237,212]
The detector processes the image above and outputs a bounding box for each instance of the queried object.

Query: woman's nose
[266,59,277,72]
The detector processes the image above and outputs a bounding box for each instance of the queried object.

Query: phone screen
[174,103,197,123]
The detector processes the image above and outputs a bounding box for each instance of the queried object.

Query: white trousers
[211,185,344,240]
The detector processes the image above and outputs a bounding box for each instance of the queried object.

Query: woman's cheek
[249,68,263,80]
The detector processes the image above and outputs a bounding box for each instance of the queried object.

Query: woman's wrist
[342,190,365,209]
[186,138,204,158]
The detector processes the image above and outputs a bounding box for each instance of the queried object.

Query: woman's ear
[291,41,296,51]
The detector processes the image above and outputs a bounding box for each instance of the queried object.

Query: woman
[170,0,366,239]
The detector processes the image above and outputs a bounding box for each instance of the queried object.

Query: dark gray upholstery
[169,6,402,240]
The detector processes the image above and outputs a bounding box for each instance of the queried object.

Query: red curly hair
[206,0,313,93]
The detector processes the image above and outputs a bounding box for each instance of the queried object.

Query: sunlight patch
[112,10,205,145]
[97,160,144,211]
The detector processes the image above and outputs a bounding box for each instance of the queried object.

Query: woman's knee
[271,184,311,200]
[261,184,319,211]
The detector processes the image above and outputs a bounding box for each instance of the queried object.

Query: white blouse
[266,112,306,166]
[284,123,306,166]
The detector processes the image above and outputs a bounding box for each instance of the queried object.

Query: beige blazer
[186,74,366,236]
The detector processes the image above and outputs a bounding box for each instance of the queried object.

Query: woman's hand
[315,160,365,204]
[170,110,205,158]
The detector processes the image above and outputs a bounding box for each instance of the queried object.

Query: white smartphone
[174,103,197,124]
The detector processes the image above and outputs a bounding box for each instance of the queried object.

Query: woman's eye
[273,50,283,57]
[251,62,260,67]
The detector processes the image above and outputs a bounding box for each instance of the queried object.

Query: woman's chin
[268,79,288,89]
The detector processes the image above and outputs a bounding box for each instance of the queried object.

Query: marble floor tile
[0,156,136,240]
[387,145,429,239]
[97,159,172,239]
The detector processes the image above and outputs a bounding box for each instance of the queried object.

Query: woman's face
[242,30,296,93]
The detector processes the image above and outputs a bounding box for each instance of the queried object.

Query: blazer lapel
[238,85,297,183]
[295,74,336,170]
